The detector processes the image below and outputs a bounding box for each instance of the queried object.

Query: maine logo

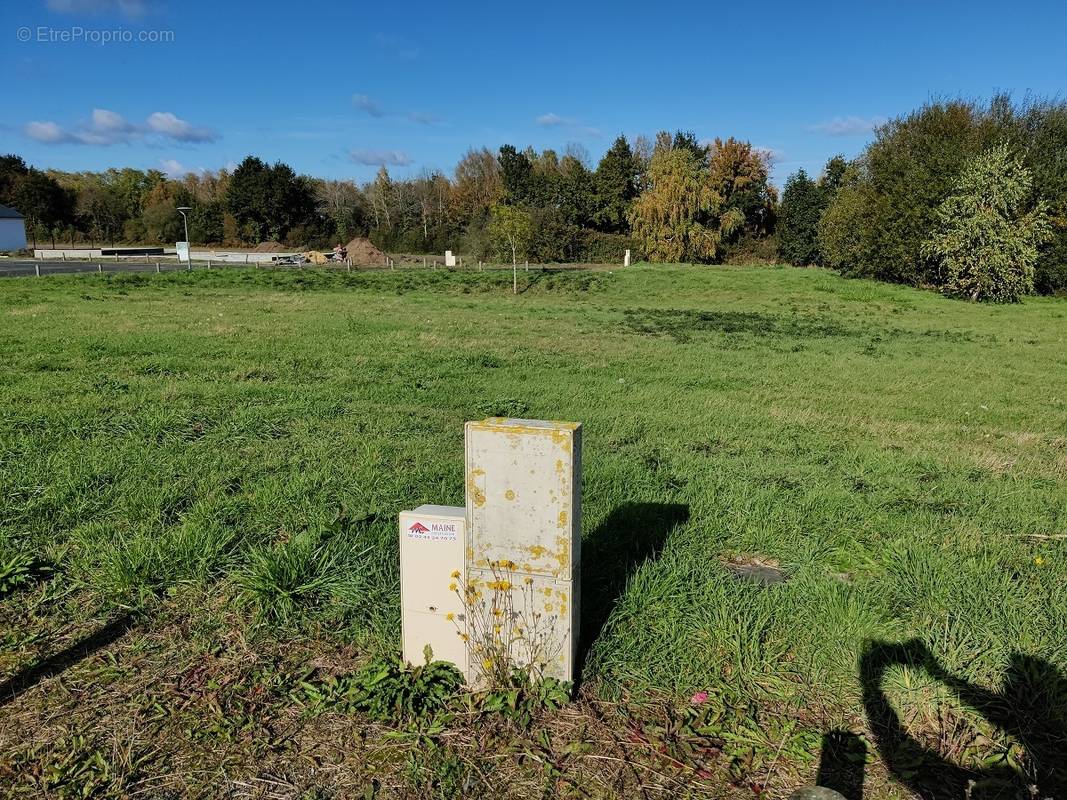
[406,519,457,542]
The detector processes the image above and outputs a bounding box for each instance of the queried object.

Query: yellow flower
[446,612,455,622]
[524,576,533,585]
[450,569,461,579]
[1035,556,1045,566]
[459,633,469,641]
[449,582,457,592]
[492,608,502,617]
[482,658,493,671]
[493,625,501,634]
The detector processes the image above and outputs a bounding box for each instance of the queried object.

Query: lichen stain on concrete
[466,468,486,507]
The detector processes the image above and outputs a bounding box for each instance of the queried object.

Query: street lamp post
[176,206,191,264]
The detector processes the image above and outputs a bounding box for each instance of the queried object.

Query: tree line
[0,131,778,265]
[2,93,1064,298]
[778,95,1067,299]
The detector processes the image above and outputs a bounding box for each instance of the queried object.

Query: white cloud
[536,112,601,138]
[23,109,218,146]
[25,121,69,143]
[146,111,218,142]
[46,0,148,17]
[159,158,208,178]
[352,94,385,117]
[349,149,413,166]
[536,112,571,127]
[810,116,886,136]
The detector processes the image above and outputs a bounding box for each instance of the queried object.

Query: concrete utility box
[465,418,582,682]
[399,505,467,674]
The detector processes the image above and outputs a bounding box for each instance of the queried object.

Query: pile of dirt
[345,236,386,266]
[254,241,287,253]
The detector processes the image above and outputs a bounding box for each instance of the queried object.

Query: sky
[2,0,1065,188]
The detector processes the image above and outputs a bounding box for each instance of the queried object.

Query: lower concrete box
[399,505,467,674]
[465,567,578,683]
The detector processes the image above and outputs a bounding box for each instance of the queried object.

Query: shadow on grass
[577,502,689,680]
[816,730,867,799]
[860,639,1067,799]
[0,614,137,707]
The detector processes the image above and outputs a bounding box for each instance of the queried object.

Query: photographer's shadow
[861,639,1067,799]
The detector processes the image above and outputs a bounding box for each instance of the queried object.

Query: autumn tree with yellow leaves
[626,133,775,263]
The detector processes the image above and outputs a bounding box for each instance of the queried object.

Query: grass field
[1,264,1065,798]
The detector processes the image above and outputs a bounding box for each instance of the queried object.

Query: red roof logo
[408,522,430,534]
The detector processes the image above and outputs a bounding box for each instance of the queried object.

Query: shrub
[921,144,1050,302]
[575,229,637,263]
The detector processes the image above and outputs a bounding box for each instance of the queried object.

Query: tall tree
[499,145,534,205]
[14,169,72,247]
[452,147,502,223]
[777,169,823,265]
[922,144,1050,302]
[593,135,639,232]
[706,137,775,237]
[227,156,315,243]
[627,147,727,263]
[0,154,29,205]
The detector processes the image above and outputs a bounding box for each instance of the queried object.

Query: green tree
[0,154,29,205]
[14,169,72,247]
[557,153,595,228]
[499,145,534,205]
[921,144,1050,302]
[819,155,848,197]
[671,130,707,166]
[627,147,730,263]
[227,156,315,243]
[593,135,639,233]
[777,169,823,265]
[706,137,775,238]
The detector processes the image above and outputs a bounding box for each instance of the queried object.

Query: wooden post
[35,264,41,277]
[156,262,160,273]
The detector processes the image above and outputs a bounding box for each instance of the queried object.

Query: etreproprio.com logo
[17,26,175,45]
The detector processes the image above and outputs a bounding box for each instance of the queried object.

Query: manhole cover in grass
[721,556,788,586]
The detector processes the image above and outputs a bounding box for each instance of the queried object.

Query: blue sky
[2,0,1065,188]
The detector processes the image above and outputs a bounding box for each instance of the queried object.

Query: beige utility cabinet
[465,418,582,682]
[399,505,467,674]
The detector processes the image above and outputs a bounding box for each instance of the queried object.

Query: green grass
[1,263,1065,797]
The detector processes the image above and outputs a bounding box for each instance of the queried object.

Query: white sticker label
[406,520,458,542]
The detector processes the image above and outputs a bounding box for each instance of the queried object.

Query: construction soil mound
[345,237,386,265]
[254,241,287,253]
